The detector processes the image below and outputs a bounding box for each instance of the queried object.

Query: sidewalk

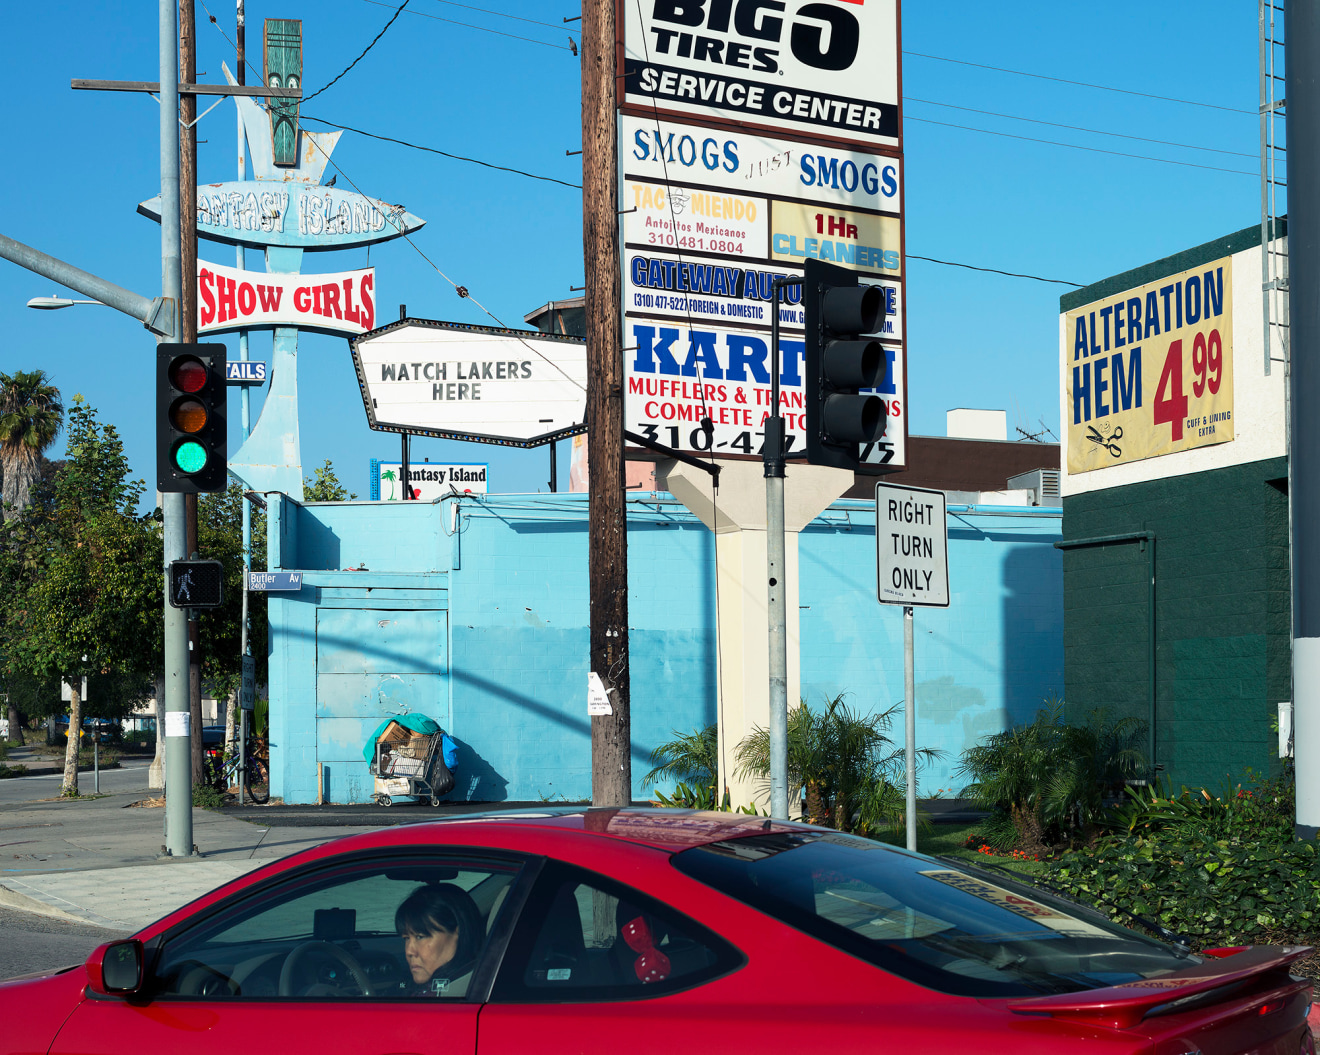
[0,773,382,932]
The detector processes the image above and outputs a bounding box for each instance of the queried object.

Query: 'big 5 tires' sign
[623,0,900,150]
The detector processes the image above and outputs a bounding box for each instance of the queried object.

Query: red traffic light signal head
[157,344,227,493]
[169,357,209,394]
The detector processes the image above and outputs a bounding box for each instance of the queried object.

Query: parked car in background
[53,717,121,744]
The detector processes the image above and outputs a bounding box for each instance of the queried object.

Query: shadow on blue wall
[444,735,509,801]
[300,510,342,570]
[1001,540,1064,725]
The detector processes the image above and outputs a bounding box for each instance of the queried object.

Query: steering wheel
[278,941,374,997]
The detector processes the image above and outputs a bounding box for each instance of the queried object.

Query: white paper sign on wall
[588,672,614,716]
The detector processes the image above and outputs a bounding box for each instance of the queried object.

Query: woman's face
[401,921,460,983]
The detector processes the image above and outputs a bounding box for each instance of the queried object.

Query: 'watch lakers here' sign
[1064,256,1234,474]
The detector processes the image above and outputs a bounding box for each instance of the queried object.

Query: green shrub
[1048,829,1320,955]
[957,701,1145,852]
[192,782,225,808]
[0,763,28,779]
[1109,769,1294,843]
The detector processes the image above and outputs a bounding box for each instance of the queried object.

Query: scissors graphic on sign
[1086,425,1123,457]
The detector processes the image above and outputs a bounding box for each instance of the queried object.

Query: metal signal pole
[237,0,251,806]
[180,0,206,787]
[160,0,193,857]
[582,0,631,808]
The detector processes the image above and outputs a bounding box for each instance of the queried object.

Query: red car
[1,809,1312,1055]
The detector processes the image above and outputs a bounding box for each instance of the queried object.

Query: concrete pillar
[660,460,853,810]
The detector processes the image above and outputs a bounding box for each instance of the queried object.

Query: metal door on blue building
[315,607,448,802]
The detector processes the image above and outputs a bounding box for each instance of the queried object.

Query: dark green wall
[1062,457,1289,789]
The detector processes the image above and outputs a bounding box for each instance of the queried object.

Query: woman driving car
[394,883,483,996]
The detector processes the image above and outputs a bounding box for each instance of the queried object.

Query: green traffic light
[174,441,208,474]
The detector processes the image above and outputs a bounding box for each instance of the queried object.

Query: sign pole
[765,279,796,820]
[583,0,630,808]
[904,604,916,850]
[876,482,950,850]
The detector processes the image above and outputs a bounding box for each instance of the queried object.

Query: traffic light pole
[160,0,194,858]
[766,277,802,821]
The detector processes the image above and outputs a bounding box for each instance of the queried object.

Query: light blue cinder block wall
[798,502,1064,793]
[266,492,1060,804]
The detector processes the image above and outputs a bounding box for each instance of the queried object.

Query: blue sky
[0,0,1261,498]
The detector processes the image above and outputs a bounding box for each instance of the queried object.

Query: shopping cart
[370,727,454,806]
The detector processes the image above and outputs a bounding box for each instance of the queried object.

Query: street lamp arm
[0,232,174,339]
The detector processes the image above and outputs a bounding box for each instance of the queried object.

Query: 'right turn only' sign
[876,482,949,607]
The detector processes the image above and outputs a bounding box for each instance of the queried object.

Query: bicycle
[208,739,270,804]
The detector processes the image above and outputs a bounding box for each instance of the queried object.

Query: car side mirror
[86,940,144,996]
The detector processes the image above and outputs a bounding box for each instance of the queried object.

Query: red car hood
[999,944,1314,1029]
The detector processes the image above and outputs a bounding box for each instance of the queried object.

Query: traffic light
[803,258,887,472]
[157,344,227,493]
[169,559,225,609]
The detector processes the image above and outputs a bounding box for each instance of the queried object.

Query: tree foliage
[0,397,161,793]
[304,460,356,502]
[0,369,63,518]
[196,482,268,696]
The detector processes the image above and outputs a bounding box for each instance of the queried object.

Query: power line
[302,115,581,188]
[907,115,1257,177]
[906,96,1257,159]
[302,0,411,106]
[426,0,581,34]
[357,0,575,50]
[904,51,1256,116]
[298,130,587,392]
[907,255,1083,287]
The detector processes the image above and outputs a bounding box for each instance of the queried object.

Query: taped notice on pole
[588,672,613,716]
[165,712,191,738]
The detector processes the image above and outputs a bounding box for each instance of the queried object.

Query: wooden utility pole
[581,0,630,808]
[180,0,205,782]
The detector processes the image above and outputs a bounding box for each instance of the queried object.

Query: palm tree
[0,371,63,520]
[737,695,943,835]
[643,723,718,790]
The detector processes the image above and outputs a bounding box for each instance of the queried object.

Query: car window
[152,855,522,1001]
[673,831,1200,998]
[489,862,741,1003]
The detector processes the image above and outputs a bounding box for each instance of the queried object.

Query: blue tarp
[363,714,457,769]
[362,714,439,764]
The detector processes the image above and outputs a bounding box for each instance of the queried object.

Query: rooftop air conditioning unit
[1006,469,1061,507]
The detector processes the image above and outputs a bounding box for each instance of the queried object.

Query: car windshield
[672,831,1198,997]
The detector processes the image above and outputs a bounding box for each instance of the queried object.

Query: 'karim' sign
[198,260,376,337]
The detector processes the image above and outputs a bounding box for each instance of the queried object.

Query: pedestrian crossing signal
[169,560,225,609]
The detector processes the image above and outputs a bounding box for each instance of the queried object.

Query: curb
[0,879,129,930]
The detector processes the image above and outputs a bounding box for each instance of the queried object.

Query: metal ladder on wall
[1261,0,1289,377]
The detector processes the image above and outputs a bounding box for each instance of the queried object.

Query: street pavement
[0,747,381,934]
[0,744,540,940]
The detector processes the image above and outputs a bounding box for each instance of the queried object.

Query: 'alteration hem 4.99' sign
[1065,256,1234,474]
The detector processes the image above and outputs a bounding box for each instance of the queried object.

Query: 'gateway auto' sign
[623,0,900,150]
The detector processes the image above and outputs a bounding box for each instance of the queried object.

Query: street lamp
[26,295,106,310]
